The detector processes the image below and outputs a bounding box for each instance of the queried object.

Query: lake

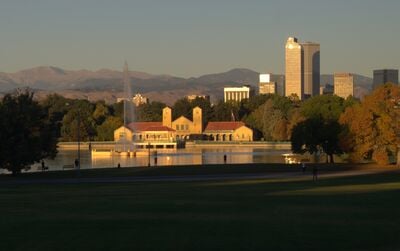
[29,145,293,172]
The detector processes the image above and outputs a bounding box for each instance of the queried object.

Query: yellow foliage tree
[339,84,400,164]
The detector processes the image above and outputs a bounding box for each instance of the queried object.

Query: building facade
[132,93,149,107]
[224,86,253,102]
[302,42,320,98]
[204,122,253,142]
[259,74,277,94]
[114,106,254,143]
[334,73,354,98]
[186,94,210,102]
[285,37,303,100]
[373,69,399,89]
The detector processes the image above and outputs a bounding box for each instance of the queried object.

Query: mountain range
[0,66,372,105]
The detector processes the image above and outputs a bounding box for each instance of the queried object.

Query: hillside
[0,66,373,104]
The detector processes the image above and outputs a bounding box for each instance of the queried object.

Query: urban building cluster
[115,37,399,144]
[223,36,398,101]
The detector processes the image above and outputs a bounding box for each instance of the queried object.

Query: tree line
[0,83,399,174]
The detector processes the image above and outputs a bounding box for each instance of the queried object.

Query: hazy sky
[1,0,399,77]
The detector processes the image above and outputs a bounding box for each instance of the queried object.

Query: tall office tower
[334,73,354,98]
[301,42,320,98]
[285,37,303,100]
[373,69,399,89]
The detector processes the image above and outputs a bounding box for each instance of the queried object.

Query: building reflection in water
[27,147,291,172]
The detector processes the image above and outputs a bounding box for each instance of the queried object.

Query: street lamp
[148,142,151,167]
[77,109,81,177]
[67,102,81,177]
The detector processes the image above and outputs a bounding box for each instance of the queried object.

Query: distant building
[373,69,399,89]
[186,94,210,102]
[114,106,254,143]
[302,42,320,98]
[285,37,320,100]
[320,84,334,95]
[116,97,129,103]
[224,86,253,102]
[285,37,303,100]
[117,93,149,107]
[259,74,277,94]
[204,122,253,142]
[132,93,148,107]
[334,73,354,99]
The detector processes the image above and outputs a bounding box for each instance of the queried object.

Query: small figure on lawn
[313,166,318,182]
[301,162,306,173]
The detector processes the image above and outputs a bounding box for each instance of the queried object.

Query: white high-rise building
[224,86,253,102]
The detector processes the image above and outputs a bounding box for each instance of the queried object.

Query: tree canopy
[340,84,400,164]
[0,91,58,175]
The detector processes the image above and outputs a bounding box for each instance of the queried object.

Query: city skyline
[1,0,399,78]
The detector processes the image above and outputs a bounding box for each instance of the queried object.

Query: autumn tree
[339,84,400,164]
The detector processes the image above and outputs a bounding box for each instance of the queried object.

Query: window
[176,125,179,130]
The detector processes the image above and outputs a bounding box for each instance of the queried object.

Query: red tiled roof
[204,121,245,131]
[127,122,162,131]
[144,126,176,132]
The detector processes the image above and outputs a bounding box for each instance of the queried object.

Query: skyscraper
[302,42,320,98]
[334,73,354,99]
[373,69,399,89]
[285,37,303,100]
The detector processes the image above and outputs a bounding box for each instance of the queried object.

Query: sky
[0,0,399,77]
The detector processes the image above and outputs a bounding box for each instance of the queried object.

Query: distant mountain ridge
[0,66,373,104]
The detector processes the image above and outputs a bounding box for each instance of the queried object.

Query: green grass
[1,167,400,250]
[0,162,390,180]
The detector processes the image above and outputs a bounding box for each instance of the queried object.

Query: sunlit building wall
[334,73,354,98]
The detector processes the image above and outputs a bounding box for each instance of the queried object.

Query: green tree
[245,95,294,141]
[291,118,343,163]
[93,101,110,125]
[40,94,73,138]
[96,116,123,141]
[0,91,58,175]
[190,97,213,125]
[61,100,96,141]
[300,94,347,121]
[135,101,166,122]
[172,98,192,120]
[212,100,240,122]
[291,95,355,163]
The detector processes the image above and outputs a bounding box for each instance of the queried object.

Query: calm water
[25,146,292,172]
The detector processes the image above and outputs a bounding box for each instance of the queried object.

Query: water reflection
[30,147,291,171]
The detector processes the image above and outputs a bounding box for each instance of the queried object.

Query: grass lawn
[1,166,400,251]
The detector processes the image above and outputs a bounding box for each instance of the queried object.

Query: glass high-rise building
[285,37,303,100]
[302,42,320,98]
[373,69,399,89]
